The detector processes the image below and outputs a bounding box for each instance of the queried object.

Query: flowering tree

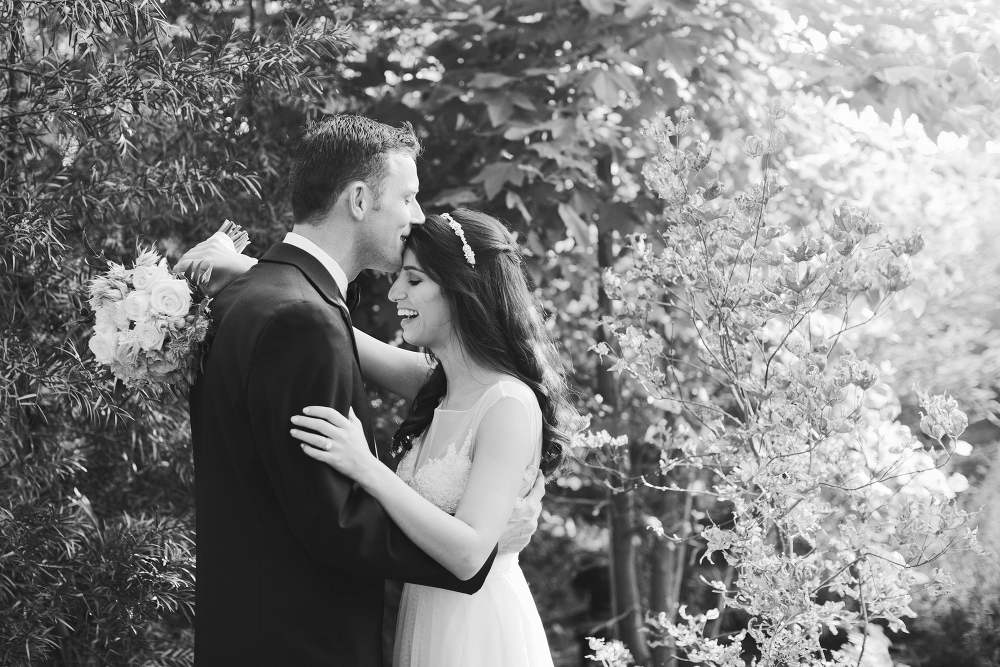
[585,104,981,665]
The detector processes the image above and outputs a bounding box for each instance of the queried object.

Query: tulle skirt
[393,554,553,667]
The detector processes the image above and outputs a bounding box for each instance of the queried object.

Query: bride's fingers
[302,405,348,426]
[300,442,326,460]
[289,414,344,439]
[290,427,333,451]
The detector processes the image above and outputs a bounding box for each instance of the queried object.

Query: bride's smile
[389,249,455,350]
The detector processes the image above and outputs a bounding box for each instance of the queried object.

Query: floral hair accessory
[440,212,476,266]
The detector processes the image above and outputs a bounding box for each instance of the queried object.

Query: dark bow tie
[345,282,361,313]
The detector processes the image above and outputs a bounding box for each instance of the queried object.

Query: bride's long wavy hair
[390,208,572,477]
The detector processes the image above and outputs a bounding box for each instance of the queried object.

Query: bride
[191,208,571,666]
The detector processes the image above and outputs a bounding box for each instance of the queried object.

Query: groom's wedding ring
[323,437,333,451]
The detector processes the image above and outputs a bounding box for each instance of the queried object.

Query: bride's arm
[353,328,432,403]
[177,237,430,400]
[291,398,535,580]
[174,235,257,296]
[178,236,431,400]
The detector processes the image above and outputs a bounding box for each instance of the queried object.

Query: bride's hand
[290,406,377,483]
[174,233,256,297]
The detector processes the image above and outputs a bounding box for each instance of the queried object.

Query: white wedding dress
[393,378,554,667]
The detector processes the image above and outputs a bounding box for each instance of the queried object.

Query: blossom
[134,320,166,351]
[88,276,128,308]
[740,135,765,158]
[134,247,160,268]
[94,306,116,334]
[586,637,634,667]
[112,301,130,330]
[917,389,968,441]
[150,279,192,318]
[573,429,628,449]
[88,329,118,364]
[114,330,143,365]
[123,291,151,322]
[131,264,159,291]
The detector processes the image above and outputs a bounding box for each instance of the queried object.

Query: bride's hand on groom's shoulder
[291,406,377,483]
[174,234,256,297]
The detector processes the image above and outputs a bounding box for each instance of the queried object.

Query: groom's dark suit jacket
[190,243,495,666]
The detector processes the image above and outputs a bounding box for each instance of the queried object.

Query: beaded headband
[440,212,476,266]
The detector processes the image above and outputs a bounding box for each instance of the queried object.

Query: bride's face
[388,249,455,350]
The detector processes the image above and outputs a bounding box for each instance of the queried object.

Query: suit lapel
[259,243,350,318]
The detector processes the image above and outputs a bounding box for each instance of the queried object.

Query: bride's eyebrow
[402,265,425,274]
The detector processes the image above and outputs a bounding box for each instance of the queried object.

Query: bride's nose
[388,276,404,302]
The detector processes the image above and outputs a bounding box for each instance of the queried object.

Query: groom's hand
[498,470,545,555]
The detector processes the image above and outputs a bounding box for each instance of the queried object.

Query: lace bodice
[396,434,474,514]
[396,379,541,514]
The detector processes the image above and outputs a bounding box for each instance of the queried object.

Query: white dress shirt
[282,232,349,299]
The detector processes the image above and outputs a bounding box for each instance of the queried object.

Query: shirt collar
[282,232,349,298]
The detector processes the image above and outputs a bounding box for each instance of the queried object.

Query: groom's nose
[410,200,426,225]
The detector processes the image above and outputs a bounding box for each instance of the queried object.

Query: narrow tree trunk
[649,476,693,667]
[597,229,651,665]
[608,459,650,665]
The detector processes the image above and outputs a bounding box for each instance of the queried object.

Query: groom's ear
[344,181,369,221]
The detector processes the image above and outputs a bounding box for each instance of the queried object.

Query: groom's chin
[381,257,404,274]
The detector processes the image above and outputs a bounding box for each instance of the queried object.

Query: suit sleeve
[246,300,494,593]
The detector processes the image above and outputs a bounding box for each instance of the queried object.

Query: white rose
[135,321,166,351]
[153,260,173,283]
[88,329,118,365]
[123,291,151,322]
[150,279,192,318]
[132,265,158,291]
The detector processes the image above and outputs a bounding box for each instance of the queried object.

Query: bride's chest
[396,415,474,514]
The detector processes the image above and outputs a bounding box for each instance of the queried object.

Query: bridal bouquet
[87,221,249,395]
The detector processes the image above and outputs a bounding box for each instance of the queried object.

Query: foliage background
[2,0,999,665]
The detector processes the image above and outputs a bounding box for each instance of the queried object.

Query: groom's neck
[290,221,360,281]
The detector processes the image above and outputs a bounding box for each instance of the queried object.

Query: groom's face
[361,152,425,273]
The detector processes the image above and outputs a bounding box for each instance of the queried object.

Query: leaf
[510,92,537,111]
[558,202,593,250]
[504,123,537,141]
[472,90,516,127]
[641,33,698,71]
[589,70,621,107]
[506,191,532,223]
[624,0,656,19]
[469,72,519,89]
[471,162,524,200]
[579,0,616,16]
[428,188,481,207]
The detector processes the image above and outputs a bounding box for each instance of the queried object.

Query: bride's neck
[434,343,499,404]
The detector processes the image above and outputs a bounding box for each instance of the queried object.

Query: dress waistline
[487,553,519,580]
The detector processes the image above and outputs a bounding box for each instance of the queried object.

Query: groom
[187,116,540,666]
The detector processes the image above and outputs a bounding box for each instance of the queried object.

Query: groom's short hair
[290,115,421,224]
